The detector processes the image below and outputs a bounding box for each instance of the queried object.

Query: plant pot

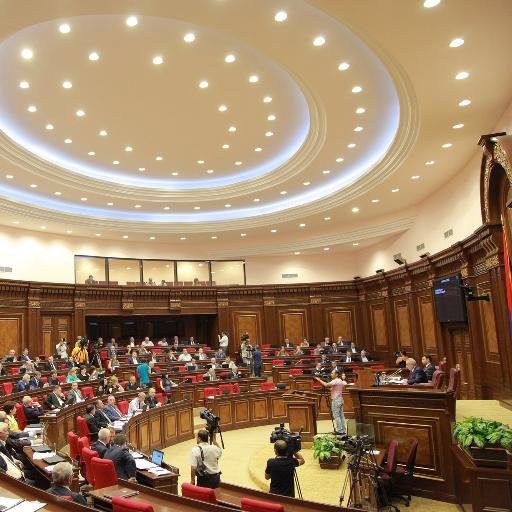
[464,444,508,468]
[319,454,342,469]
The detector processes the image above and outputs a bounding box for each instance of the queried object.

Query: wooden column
[27,287,41,353]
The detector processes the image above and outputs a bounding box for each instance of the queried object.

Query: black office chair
[391,438,419,507]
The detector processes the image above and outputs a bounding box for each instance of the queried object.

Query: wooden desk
[349,386,457,503]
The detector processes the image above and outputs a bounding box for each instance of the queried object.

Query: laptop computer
[151,449,164,467]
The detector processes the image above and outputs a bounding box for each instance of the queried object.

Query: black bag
[195,446,207,477]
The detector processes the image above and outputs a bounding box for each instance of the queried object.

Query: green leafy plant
[312,433,341,461]
[453,416,512,450]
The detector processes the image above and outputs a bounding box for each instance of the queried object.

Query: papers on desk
[23,427,41,435]
[32,451,56,460]
[0,498,24,511]
[147,467,171,476]
[129,451,145,459]
[113,420,127,430]
[134,458,158,470]
[9,501,46,512]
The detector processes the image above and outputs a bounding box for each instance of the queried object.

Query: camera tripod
[293,467,303,500]
[208,424,225,449]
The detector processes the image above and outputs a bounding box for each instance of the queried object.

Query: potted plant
[313,433,342,469]
[453,416,512,468]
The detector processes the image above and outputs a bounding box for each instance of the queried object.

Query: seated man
[214,348,225,360]
[48,371,60,386]
[0,423,26,480]
[84,404,102,440]
[406,358,428,385]
[45,385,66,410]
[67,382,85,404]
[94,399,113,427]
[227,365,241,379]
[160,373,178,393]
[29,371,44,390]
[209,358,220,370]
[144,387,161,409]
[3,349,18,363]
[128,392,146,417]
[293,346,304,356]
[329,343,340,354]
[422,354,435,381]
[178,349,192,362]
[141,336,154,347]
[203,368,218,382]
[20,349,31,362]
[343,352,357,364]
[313,344,323,355]
[127,350,139,365]
[104,395,124,421]
[360,350,373,363]
[47,461,87,504]
[45,356,58,372]
[311,363,323,376]
[91,428,112,458]
[17,374,31,393]
[104,434,136,480]
[22,396,43,424]
[223,356,237,369]
[125,375,139,391]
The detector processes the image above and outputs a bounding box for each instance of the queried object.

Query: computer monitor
[151,449,164,466]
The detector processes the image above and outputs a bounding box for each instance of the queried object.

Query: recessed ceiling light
[29,184,37,188]
[54,191,62,196]
[240,233,247,237]
[452,123,464,129]
[425,160,435,165]
[391,188,400,193]
[222,144,230,149]
[27,105,37,113]
[45,124,54,130]
[152,55,164,65]
[352,86,363,93]
[442,143,453,148]
[194,206,201,210]
[455,71,469,80]
[251,198,260,203]
[265,131,273,137]
[355,107,366,114]
[313,36,326,47]
[59,23,71,34]
[66,230,72,233]
[274,10,288,22]
[449,38,464,48]
[280,191,287,195]
[125,146,133,152]
[95,233,102,237]
[149,236,155,240]
[299,223,306,227]
[371,198,380,203]
[12,221,20,225]
[324,216,331,221]
[354,126,364,132]
[113,160,120,165]
[134,204,142,208]
[224,203,231,208]
[76,109,85,117]
[459,99,471,107]
[218,104,228,112]
[40,226,46,230]
[122,235,129,239]
[180,237,187,240]
[171,172,179,176]
[197,159,205,164]
[5,175,13,179]
[184,32,196,43]
[336,157,344,163]
[423,0,441,7]
[206,169,214,174]
[62,80,72,89]
[338,62,350,71]
[322,170,330,174]
[228,126,236,132]
[19,80,29,89]
[271,229,277,233]
[352,242,359,246]
[80,197,87,201]
[88,51,100,61]
[21,48,33,60]
[211,235,218,239]
[107,202,114,206]
[347,143,356,148]
[351,207,360,213]
[303,181,311,186]
[263,96,272,103]
[99,130,108,136]
[155,156,163,161]
[199,80,209,89]
[294,251,301,255]
[224,54,236,63]
[248,75,259,83]
[126,16,138,27]
[267,114,277,122]
[254,147,262,152]
[324,247,330,251]
[88,151,95,156]
[163,206,170,210]
[411,175,421,180]
[64,138,72,144]
[235,161,242,166]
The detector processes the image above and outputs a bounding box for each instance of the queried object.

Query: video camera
[78,336,89,349]
[270,423,302,455]
[335,434,372,455]
[312,371,331,382]
[200,408,221,434]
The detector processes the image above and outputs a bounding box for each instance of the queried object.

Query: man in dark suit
[144,388,161,409]
[29,371,44,390]
[67,382,84,404]
[343,352,358,364]
[104,434,137,480]
[17,374,31,392]
[22,396,43,424]
[0,422,25,478]
[406,358,428,385]
[103,395,124,421]
[48,371,60,386]
[47,461,87,504]
[91,428,112,458]
[94,400,112,427]
[45,356,58,372]
[421,355,435,381]
[84,404,102,440]
[3,350,17,363]
[227,366,241,379]
[45,385,66,409]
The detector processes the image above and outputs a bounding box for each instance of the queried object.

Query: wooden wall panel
[280,311,305,344]
[417,295,438,356]
[394,300,413,351]
[370,304,388,349]
[232,311,261,346]
[451,328,476,399]
[0,318,21,355]
[328,310,353,340]
[478,292,500,362]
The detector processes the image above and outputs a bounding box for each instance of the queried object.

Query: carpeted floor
[161,399,512,510]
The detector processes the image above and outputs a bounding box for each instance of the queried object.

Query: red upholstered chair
[155,392,164,405]
[181,483,217,503]
[60,496,73,501]
[59,363,67,370]
[178,366,186,372]
[78,436,90,452]
[219,371,230,380]
[218,383,234,395]
[100,350,108,360]
[431,370,445,389]
[261,352,270,357]
[10,367,20,375]
[118,400,129,415]
[272,359,284,367]
[2,382,13,395]
[15,403,27,430]
[187,347,196,353]
[112,496,155,512]
[91,457,118,489]
[76,416,91,439]
[311,380,323,390]
[289,368,303,376]
[241,498,284,512]
[370,364,385,370]
[196,374,204,382]
[57,374,66,384]
[379,439,399,484]
[260,382,276,392]
[40,376,48,385]
[152,348,162,355]
[67,431,80,461]
[81,386,94,399]
[81,447,99,486]
[447,368,461,395]
[392,438,419,507]
[261,344,271,350]
[232,382,240,393]
[203,387,219,401]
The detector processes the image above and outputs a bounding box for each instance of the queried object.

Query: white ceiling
[0,0,511,257]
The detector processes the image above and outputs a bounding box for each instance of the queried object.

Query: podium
[283,391,318,442]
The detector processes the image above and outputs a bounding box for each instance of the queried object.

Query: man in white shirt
[128,392,147,417]
[141,337,154,347]
[189,429,222,489]
[178,349,192,362]
[67,382,84,404]
[218,331,229,355]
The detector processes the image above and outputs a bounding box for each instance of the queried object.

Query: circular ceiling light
[411,175,421,180]
[274,10,288,22]
[458,99,471,106]
[155,156,163,161]
[352,242,359,246]
[87,151,95,156]
[442,143,453,148]
[88,51,100,61]
[113,160,120,165]
[449,38,464,48]
[224,54,236,63]
[45,124,54,130]
[218,104,228,112]
[40,226,46,230]
[355,107,366,114]
[347,143,356,148]
[324,247,330,251]
[452,123,464,129]
[299,223,306,227]
[211,236,218,239]
[163,206,170,210]
[253,198,260,202]
[27,105,37,112]
[280,190,287,195]
[336,157,344,163]
[184,32,196,43]
[21,48,33,60]
[322,170,330,174]
[354,126,364,132]
[62,80,73,89]
[29,184,37,188]
[198,80,209,88]
[194,206,200,210]
[240,233,247,237]
[351,85,363,93]
[265,131,273,137]
[126,16,138,27]
[206,169,214,174]
[5,175,13,179]
[271,229,277,233]
[224,204,231,208]
[138,167,145,171]
[80,197,87,201]
[152,55,164,65]
[76,109,85,117]
[391,188,400,193]
[254,147,262,152]
[99,130,108,136]
[171,171,179,176]
[425,160,435,165]
[134,204,142,208]
[263,96,272,103]
[64,138,72,144]
[125,146,133,152]
[267,114,276,121]
[197,160,205,164]
[423,0,441,7]
[59,23,71,34]
[228,126,236,132]
[313,36,326,47]
[303,181,311,186]
[371,199,380,203]
[248,75,259,83]
[107,202,114,206]
[19,80,30,89]
[122,235,129,239]
[53,191,62,196]
[235,161,242,166]
[455,71,469,80]
[222,144,230,149]
[324,216,331,221]
[338,62,350,71]
[294,251,301,255]
[149,236,155,240]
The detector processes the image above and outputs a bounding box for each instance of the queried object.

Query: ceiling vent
[444,229,453,239]
[0,266,12,273]
[416,243,425,251]
[282,273,298,279]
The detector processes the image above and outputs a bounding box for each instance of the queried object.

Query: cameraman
[189,429,222,489]
[265,440,304,497]
[314,369,347,435]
